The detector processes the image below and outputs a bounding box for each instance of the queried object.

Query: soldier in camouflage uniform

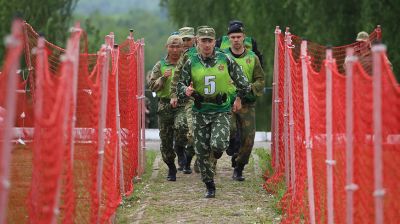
[224,22,265,181]
[149,35,184,181]
[216,20,264,68]
[170,26,197,174]
[171,26,223,174]
[177,27,250,198]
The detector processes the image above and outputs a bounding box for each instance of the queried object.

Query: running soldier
[177,27,250,198]
[149,34,184,181]
[224,21,265,181]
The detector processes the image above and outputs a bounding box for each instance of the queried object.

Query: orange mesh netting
[266,26,399,223]
[0,20,145,223]
[118,37,140,196]
[0,19,25,224]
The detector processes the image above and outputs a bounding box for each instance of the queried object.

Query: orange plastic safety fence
[352,61,374,223]
[0,19,26,224]
[291,27,381,74]
[380,53,400,223]
[264,33,285,193]
[1,20,144,223]
[118,38,139,196]
[267,26,399,224]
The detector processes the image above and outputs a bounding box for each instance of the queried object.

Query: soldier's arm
[251,56,265,96]
[148,61,164,92]
[177,60,192,99]
[170,52,188,98]
[251,38,264,68]
[226,55,250,99]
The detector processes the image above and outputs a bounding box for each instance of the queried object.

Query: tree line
[160,0,399,131]
[160,0,399,81]
[0,0,78,63]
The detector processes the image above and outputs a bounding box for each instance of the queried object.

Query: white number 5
[204,76,216,95]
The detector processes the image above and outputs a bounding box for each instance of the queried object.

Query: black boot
[204,181,216,198]
[183,155,192,174]
[232,164,245,181]
[175,146,187,171]
[167,163,177,181]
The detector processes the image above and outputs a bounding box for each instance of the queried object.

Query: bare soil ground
[117,147,281,224]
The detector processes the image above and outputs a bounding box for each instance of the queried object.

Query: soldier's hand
[164,69,172,78]
[233,97,242,112]
[185,82,194,96]
[170,97,178,108]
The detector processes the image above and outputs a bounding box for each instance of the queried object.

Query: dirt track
[120,148,281,224]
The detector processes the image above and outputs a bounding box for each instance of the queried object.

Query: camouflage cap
[166,34,183,46]
[179,27,195,38]
[196,27,215,39]
[196,25,210,30]
[356,31,369,42]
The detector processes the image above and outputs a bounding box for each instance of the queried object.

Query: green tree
[0,0,78,62]
[74,9,176,128]
[74,9,175,73]
[161,0,399,77]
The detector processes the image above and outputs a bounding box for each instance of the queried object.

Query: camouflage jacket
[148,56,175,93]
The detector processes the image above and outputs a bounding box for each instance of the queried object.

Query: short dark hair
[227,21,244,35]
[229,20,243,27]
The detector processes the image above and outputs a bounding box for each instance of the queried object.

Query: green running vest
[157,59,175,98]
[225,50,257,103]
[190,53,232,112]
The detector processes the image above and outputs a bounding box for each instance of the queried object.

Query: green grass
[115,150,158,223]
[254,148,273,176]
[254,148,286,215]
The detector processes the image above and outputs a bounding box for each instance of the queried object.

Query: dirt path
[122,149,281,224]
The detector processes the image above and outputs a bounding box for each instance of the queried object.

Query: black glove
[215,93,227,105]
[192,91,204,109]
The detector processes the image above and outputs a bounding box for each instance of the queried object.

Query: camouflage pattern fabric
[170,48,197,159]
[233,103,256,166]
[229,112,238,138]
[226,49,265,167]
[184,100,195,157]
[227,113,241,157]
[157,101,177,164]
[174,105,189,147]
[177,48,250,183]
[170,48,196,99]
[193,111,231,183]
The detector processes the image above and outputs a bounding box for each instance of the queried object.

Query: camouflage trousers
[184,100,195,157]
[174,105,189,147]
[157,101,187,164]
[231,103,256,166]
[193,111,230,183]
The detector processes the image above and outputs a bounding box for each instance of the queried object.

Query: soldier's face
[198,38,215,57]
[228,33,245,50]
[167,44,183,60]
[182,37,195,50]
